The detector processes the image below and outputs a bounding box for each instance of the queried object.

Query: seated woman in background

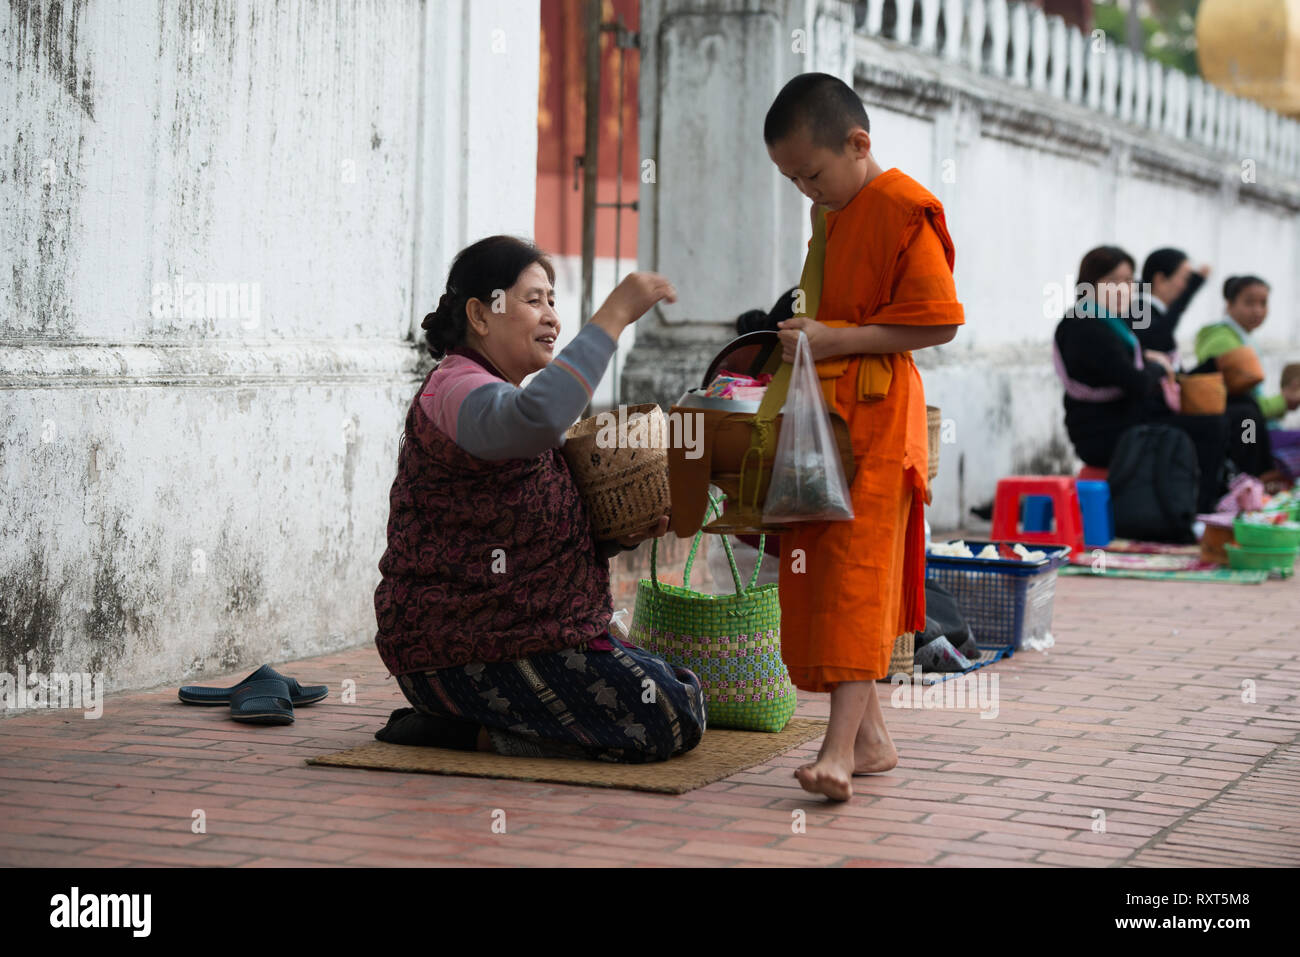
[1192,275,1300,482]
[372,235,706,763]
[1053,245,1227,513]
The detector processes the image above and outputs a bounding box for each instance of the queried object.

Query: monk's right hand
[591,272,677,339]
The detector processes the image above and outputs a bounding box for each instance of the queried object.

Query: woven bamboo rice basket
[926,405,942,482]
[888,631,915,677]
[563,403,672,541]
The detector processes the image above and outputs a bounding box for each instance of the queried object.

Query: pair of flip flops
[177,664,328,725]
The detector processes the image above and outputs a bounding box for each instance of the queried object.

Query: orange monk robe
[778,169,964,692]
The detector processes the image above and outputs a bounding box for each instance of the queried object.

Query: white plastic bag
[761,331,855,523]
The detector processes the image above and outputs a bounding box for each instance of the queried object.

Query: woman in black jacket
[1054,246,1228,513]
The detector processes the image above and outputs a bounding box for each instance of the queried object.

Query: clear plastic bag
[761,331,855,523]
[610,608,631,640]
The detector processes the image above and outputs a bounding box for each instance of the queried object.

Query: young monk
[763,73,965,801]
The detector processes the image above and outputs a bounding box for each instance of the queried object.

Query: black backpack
[1106,424,1199,543]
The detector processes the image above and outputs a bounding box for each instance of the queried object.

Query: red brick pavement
[1,542,1298,867]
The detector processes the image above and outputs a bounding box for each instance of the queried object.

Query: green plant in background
[1093,0,1201,77]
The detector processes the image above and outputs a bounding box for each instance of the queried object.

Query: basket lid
[700,331,782,388]
[679,331,789,414]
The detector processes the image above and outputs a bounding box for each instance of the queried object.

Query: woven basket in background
[1216,345,1265,394]
[1177,372,1227,415]
[926,405,942,482]
[563,403,672,541]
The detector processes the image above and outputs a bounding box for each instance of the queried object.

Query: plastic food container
[1224,542,1299,571]
[1233,517,1300,549]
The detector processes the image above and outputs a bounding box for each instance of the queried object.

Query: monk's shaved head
[764,73,870,150]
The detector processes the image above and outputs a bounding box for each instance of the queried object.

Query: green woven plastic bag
[629,496,797,732]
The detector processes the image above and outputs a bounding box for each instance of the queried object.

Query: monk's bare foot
[852,731,898,775]
[793,757,853,801]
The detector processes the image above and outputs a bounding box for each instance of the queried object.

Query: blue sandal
[229,678,295,725]
[178,664,328,707]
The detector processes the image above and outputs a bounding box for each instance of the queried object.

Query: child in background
[763,73,964,801]
[1281,364,1300,408]
[1271,363,1300,481]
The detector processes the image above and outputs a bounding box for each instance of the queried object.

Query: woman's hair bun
[421,291,456,332]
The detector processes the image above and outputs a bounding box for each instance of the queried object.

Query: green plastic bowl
[1225,542,1299,571]
[1233,518,1300,549]
[1258,504,1300,521]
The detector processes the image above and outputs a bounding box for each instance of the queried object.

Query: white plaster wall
[3,2,424,342]
[1,1,543,705]
[952,139,1116,350]
[868,109,936,195]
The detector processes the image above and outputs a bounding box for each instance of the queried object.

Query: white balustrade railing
[853,0,1300,179]
[895,0,915,43]
[1030,8,1048,92]
[1009,2,1028,86]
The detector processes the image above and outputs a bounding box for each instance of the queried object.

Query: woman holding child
[372,235,707,763]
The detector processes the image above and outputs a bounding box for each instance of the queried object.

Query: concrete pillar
[624,0,855,410]
[415,0,541,339]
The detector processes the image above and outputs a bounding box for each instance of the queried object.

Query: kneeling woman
[373,236,706,762]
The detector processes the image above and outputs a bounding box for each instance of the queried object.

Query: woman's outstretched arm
[450,322,618,461]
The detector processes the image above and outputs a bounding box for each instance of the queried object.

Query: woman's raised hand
[591,272,677,339]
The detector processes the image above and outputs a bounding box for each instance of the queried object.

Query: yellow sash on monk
[800,205,895,405]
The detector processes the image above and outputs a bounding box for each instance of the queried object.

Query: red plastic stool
[1077,465,1109,482]
[991,476,1086,559]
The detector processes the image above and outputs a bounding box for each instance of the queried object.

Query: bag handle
[651,493,768,595]
[739,202,824,511]
[739,360,793,512]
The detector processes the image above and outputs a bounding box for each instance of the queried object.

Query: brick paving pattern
[1,536,1297,867]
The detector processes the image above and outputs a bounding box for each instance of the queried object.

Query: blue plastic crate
[925,541,1070,653]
